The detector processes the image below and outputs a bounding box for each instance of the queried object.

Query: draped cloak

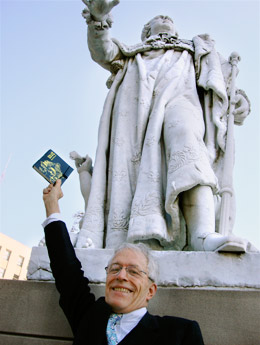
[76,33,231,250]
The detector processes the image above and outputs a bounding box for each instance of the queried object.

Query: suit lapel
[119,312,160,345]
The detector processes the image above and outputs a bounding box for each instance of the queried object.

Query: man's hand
[82,0,120,21]
[43,179,63,217]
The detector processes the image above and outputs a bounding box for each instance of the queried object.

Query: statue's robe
[76,33,231,250]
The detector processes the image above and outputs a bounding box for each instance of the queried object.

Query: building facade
[0,233,32,280]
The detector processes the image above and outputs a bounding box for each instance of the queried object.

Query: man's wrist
[82,8,113,29]
[44,201,60,218]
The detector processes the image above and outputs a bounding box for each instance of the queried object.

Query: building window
[17,255,24,267]
[13,274,19,280]
[3,249,11,261]
[0,267,6,278]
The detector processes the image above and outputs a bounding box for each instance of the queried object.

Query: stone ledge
[0,280,259,345]
[0,334,72,345]
[28,247,260,288]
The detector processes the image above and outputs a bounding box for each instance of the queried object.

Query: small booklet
[33,149,73,185]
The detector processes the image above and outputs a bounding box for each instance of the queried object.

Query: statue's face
[149,16,175,36]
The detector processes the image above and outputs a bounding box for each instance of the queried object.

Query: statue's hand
[82,0,120,21]
[70,151,93,173]
[233,92,250,126]
[81,155,93,172]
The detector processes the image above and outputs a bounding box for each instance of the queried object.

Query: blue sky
[1,0,259,249]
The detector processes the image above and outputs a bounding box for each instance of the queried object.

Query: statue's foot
[215,239,247,253]
[203,233,247,253]
[192,232,247,253]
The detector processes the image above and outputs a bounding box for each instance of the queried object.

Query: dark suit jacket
[44,221,205,345]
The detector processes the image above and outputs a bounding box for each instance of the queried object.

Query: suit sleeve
[183,320,205,345]
[44,220,96,334]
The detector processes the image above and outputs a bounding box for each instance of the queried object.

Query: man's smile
[112,286,133,293]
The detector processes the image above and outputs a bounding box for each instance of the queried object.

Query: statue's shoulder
[111,38,145,57]
[192,34,216,53]
[112,34,195,57]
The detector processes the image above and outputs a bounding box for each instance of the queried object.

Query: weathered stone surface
[1,279,259,345]
[0,279,72,338]
[28,247,260,288]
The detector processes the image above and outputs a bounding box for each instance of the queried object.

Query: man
[42,179,205,345]
[75,0,250,253]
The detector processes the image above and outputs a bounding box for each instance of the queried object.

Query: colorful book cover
[32,149,73,185]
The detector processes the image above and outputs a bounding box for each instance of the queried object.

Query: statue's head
[141,15,178,41]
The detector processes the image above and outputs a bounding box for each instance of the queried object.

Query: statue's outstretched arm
[82,0,122,70]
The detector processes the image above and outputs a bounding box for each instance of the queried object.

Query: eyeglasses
[105,263,153,281]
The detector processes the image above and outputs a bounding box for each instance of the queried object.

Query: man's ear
[146,283,157,302]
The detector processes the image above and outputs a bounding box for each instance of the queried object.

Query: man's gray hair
[141,15,178,41]
[108,242,159,284]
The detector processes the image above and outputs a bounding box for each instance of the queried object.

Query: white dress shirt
[115,307,147,343]
[42,213,63,228]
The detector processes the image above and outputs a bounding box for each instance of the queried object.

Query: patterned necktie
[106,313,123,345]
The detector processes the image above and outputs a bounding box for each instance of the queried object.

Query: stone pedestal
[28,247,260,288]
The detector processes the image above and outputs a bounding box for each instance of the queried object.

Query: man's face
[149,16,175,36]
[105,249,157,314]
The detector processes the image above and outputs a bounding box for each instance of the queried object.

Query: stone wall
[0,279,259,345]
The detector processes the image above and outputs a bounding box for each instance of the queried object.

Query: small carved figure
[70,151,95,248]
[70,151,93,211]
[76,0,251,252]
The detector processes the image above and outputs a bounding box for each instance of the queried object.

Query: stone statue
[75,0,251,252]
[70,151,93,212]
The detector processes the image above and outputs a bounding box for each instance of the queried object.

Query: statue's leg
[180,185,247,252]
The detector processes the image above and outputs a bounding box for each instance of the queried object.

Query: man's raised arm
[82,0,122,70]
[42,180,96,332]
